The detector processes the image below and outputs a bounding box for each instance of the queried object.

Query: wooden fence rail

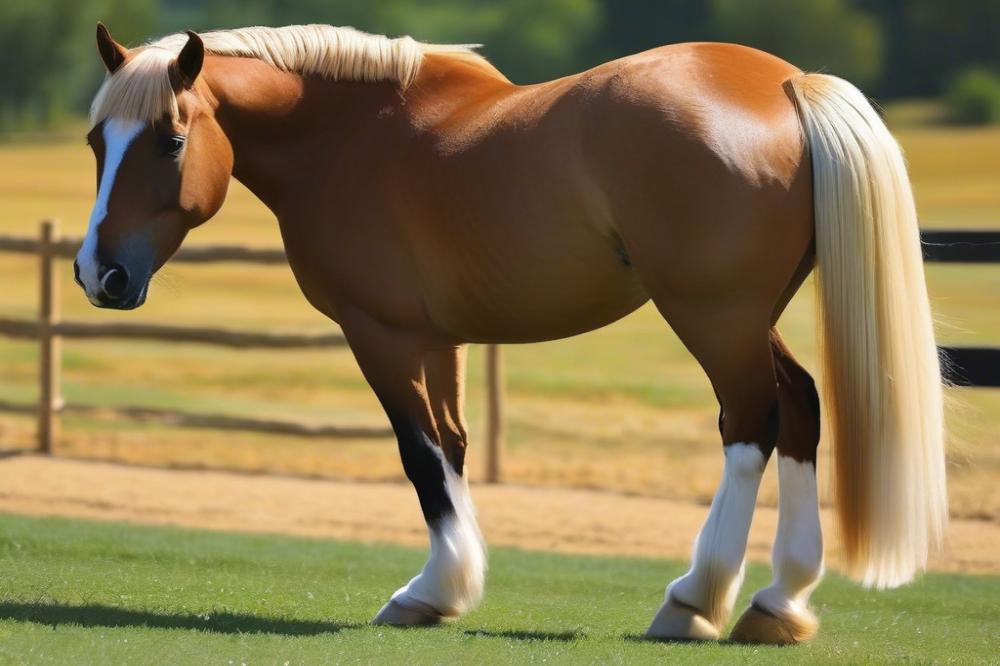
[0,221,504,480]
[3,222,999,481]
[921,230,1000,388]
[921,230,1000,263]
[0,399,391,440]
[0,234,288,264]
[0,317,347,349]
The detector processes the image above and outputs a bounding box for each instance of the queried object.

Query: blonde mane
[90,24,483,126]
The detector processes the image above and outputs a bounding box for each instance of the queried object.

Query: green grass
[0,514,997,664]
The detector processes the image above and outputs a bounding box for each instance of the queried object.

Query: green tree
[375,0,600,83]
[162,0,600,84]
[711,0,883,88]
[12,0,1000,133]
[894,0,1000,97]
[0,2,91,129]
[0,0,156,132]
[945,67,1000,125]
[587,0,713,67]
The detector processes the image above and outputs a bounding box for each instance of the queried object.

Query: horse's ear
[96,22,128,74]
[172,31,204,89]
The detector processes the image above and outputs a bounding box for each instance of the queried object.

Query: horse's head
[76,24,233,309]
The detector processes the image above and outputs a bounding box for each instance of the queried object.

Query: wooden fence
[921,230,1000,388]
[0,220,507,480]
[1,221,998,482]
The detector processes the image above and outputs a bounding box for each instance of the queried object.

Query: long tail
[788,73,947,588]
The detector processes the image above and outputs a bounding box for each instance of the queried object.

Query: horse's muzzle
[84,262,148,310]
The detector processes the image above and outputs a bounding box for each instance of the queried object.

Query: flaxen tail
[788,73,947,588]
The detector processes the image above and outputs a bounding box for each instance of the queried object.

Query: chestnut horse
[77,23,946,644]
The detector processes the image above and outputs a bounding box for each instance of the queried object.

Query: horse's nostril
[100,264,129,300]
[72,260,83,287]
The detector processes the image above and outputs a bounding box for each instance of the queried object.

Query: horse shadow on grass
[0,601,360,636]
[463,628,583,642]
[622,632,750,648]
[464,630,751,646]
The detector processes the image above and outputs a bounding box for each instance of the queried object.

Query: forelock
[89,47,178,128]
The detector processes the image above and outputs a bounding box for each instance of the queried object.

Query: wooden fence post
[484,344,504,483]
[38,219,61,454]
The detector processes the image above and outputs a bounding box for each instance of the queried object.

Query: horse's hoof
[729,604,817,645]
[645,598,720,642]
[372,599,445,627]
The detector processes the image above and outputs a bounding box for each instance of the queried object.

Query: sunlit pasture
[1,117,999,519]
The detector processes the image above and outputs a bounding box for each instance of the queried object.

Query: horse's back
[400,43,814,343]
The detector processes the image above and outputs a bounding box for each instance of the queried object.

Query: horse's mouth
[88,283,148,310]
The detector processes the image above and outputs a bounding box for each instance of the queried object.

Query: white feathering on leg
[664,443,766,629]
[387,445,486,617]
[751,456,824,621]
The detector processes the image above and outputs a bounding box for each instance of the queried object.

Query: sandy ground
[0,454,996,575]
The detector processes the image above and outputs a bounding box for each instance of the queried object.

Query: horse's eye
[163,135,186,158]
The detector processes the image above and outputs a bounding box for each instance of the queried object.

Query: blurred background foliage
[0,0,999,132]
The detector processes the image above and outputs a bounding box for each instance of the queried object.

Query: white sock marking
[752,456,824,620]
[666,442,766,628]
[78,119,144,301]
[389,447,486,616]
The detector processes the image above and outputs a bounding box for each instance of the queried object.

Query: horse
[76,22,947,644]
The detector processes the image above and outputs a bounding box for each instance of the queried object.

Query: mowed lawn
[0,513,996,665]
[0,120,999,517]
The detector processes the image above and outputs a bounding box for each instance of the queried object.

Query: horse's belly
[422,235,649,344]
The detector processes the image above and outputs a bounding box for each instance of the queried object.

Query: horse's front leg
[341,312,485,626]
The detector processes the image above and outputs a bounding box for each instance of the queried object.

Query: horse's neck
[205,53,515,217]
[204,57,394,214]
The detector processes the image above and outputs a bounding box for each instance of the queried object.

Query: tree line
[2,0,998,130]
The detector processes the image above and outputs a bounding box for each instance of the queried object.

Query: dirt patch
[0,455,996,575]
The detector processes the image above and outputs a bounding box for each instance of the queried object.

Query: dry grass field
[1,116,999,521]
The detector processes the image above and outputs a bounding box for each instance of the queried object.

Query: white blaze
[78,119,144,301]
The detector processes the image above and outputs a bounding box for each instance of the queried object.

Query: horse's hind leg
[730,329,823,645]
[646,309,778,641]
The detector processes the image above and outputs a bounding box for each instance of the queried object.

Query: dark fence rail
[940,347,1000,388]
[921,229,1000,387]
[922,230,1000,263]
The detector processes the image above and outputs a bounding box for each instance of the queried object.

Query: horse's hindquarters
[578,44,813,323]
